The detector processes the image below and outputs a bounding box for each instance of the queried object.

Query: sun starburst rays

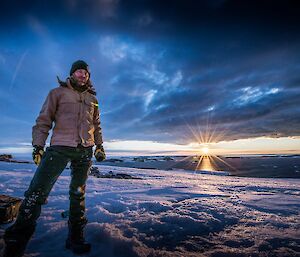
[161,110,236,173]
[183,115,236,173]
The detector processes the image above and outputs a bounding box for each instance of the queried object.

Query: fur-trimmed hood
[57,76,97,95]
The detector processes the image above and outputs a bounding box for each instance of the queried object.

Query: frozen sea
[97,155,300,179]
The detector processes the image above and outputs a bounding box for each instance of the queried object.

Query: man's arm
[32,89,57,147]
[93,101,103,145]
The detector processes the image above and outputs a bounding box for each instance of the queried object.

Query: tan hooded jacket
[32,78,103,148]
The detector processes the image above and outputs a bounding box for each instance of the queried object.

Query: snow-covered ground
[0,162,300,257]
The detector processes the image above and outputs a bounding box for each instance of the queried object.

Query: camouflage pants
[14,145,93,228]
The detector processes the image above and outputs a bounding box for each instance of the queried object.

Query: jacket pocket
[56,100,78,116]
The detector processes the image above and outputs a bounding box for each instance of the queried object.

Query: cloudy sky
[0,0,300,155]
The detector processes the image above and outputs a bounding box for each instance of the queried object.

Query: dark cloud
[1,0,300,144]
[2,1,300,32]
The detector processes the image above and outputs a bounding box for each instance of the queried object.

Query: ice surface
[0,163,299,256]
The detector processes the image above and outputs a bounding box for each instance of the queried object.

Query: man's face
[72,69,89,86]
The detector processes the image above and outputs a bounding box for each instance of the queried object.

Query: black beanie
[70,60,90,76]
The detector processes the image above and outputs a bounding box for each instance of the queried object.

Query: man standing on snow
[3,60,106,256]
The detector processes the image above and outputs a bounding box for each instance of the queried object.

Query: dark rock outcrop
[0,154,31,164]
[89,166,141,179]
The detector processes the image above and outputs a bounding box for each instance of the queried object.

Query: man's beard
[70,76,87,86]
[70,76,89,92]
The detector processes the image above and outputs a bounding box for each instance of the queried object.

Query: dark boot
[3,223,35,257]
[65,220,91,254]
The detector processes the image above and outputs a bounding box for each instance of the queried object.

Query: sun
[201,147,210,155]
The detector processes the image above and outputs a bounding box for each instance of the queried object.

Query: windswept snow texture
[0,163,300,257]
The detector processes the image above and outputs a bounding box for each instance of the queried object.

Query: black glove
[94,144,106,162]
[32,145,44,165]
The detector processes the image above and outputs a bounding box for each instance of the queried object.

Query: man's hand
[32,145,44,165]
[94,144,106,162]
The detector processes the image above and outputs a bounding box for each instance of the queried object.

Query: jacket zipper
[78,92,85,144]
